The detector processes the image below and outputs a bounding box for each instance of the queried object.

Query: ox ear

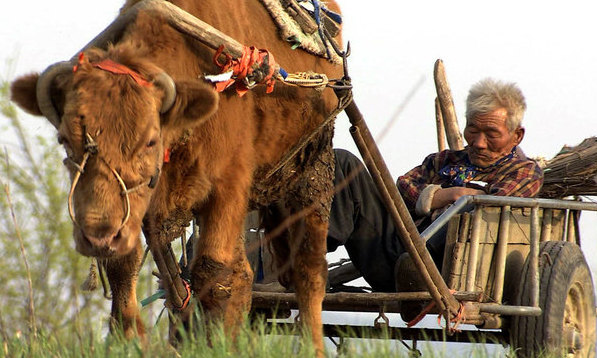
[161,80,219,129]
[10,73,43,117]
[11,71,67,129]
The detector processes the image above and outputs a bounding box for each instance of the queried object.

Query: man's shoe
[394,252,428,323]
[394,252,427,292]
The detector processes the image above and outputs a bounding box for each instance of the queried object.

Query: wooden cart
[250,195,597,357]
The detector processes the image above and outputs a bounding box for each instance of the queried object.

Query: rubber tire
[511,241,596,357]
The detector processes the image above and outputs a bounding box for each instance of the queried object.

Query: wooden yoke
[74,0,263,69]
[334,89,461,321]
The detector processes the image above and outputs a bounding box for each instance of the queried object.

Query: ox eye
[147,139,157,148]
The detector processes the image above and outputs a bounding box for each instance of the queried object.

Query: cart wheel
[511,241,596,357]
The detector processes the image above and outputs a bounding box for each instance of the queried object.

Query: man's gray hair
[465,78,526,131]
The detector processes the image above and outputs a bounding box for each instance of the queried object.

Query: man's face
[464,108,524,167]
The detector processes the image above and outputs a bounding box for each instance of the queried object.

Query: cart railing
[421,194,597,241]
[426,195,597,323]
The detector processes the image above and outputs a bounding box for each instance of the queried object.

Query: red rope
[406,299,436,328]
[438,301,466,333]
[406,289,466,333]
[72,52,85,72]
[213,45,277,96]
[176,279,192,311]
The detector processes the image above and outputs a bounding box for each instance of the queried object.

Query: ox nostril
[83,225,119,248]
[85,234,114,248]
[112,231,122,243]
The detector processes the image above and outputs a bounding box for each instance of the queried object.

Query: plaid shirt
[397,146,544,215]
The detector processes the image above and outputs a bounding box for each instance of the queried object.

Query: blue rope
[319,3,342,24]
[140,288,165,307]
[299,0,342,24]
[311,0,332,59]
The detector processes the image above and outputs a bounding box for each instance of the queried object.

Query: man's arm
[487,160,543,198]
[431,187,485,210]
[398,150,479,216]
[397,152,443,212]
[422,160,543,215]
[408,157,543,217]
[414,184,483,216]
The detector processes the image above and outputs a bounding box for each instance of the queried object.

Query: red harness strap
[92,59,152,87]
[213,45,277,96]
[73,52,171,164]
[73,52,152,87]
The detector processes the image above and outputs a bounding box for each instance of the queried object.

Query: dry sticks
[540,137,597,198]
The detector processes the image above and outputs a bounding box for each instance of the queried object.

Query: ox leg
[191,193,253,335]
[290,212,328,357]
[104,239,145,339]
[192,241,253,329]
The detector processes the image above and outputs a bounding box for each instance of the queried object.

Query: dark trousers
[327,149,446,292]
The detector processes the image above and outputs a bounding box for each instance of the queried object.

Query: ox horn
[36,61,73,128]
[153,72,176,113]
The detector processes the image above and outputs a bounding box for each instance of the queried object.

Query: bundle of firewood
[539,137,597,198]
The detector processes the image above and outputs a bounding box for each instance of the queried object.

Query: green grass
[1,312,565,358]
[0,317,315,358]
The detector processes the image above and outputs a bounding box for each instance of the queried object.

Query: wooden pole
[253,291,482,313]
[74,0,247,61]
[434,59,464,150]
[340,95,462,318]
[435,97,446,152]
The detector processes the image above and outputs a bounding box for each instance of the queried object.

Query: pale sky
[2,1,595,167]
[1,0,596,326]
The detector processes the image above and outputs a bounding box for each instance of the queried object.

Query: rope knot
[212,45,277,96]
[406,289,466,333]
[84,132,99,155]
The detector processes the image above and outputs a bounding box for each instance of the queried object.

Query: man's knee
[334,149,363,174]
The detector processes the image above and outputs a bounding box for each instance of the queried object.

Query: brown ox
[10,0,342,354]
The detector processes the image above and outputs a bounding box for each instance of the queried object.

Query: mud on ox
[11,0,342,353]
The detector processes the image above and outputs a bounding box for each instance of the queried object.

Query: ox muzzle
[65,129,160,255]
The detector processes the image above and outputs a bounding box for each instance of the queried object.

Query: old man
[327,78,544,293]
